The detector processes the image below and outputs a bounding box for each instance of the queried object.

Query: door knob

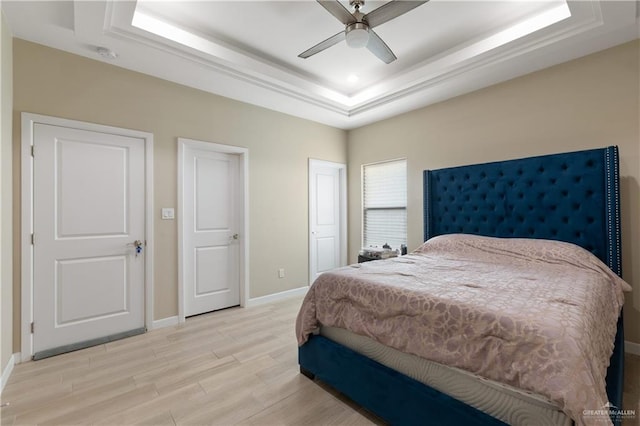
[129,240,143,255]
[232,233,239,240]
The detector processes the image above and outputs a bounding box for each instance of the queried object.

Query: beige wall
[8,38,640,354]
[1,10,13,375]
[12,40,347,351]
[347,40,640,345]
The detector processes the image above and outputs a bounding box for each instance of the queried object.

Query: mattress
[320,325,572,426]
[298,235,629,425]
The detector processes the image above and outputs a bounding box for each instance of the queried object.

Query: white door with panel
[309,160,346,284]
[183,147,240,316]
[33,124,146,357]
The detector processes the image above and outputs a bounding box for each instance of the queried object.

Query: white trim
[20,115,33,362]
[177,138,249,323]
[246,286,309,307]
[626,340,640,356]
[145,131,154,332]
[0,353,16,394]
[20,113,154,362]
[308,159,347,285]
[152,316,179,330]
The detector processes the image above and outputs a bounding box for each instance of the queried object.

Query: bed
[296,146,628,426]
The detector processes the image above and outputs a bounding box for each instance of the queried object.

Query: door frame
[177,138,249,323]
[308,159,347,285]
[20,113,154,362]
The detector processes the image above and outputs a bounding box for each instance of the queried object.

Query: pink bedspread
[296,234,631,426]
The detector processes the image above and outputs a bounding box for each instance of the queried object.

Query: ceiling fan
[299,0,429,64]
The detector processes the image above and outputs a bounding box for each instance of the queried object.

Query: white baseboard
[626,340,640,356]
[246,286,309,307]
[1,353,17,394]
[151,316,179,330]
[155,287,308,327]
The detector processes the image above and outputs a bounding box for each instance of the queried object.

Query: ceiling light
[347,74,359,83]
[96,47,118,60]
[345,23,369,49]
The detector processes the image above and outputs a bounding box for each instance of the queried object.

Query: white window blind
[362,159,407,250]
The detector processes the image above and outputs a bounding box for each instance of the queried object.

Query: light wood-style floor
[1,296,638,426]
[0,297,379,426]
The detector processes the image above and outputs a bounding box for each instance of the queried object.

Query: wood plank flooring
[1,296,638,425]
[0,297,379,426]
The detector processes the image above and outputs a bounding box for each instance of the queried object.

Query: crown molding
[4,0,636,129]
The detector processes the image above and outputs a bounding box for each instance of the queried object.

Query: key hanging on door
[132,240,143,257]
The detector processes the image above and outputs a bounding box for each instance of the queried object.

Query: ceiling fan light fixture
[345,23,369,49]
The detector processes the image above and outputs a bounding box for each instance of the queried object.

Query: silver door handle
[232,233,239,240]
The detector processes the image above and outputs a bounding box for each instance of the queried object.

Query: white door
[183,147,240,317]
[33,124,146,358]
[309,160,346,284]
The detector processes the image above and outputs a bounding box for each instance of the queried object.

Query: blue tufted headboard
[423,146,621,276]
[423,146,626,419]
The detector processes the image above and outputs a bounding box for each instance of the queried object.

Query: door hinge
[30,145,34,157]
[30,322,34,333]
[31,233,34,245]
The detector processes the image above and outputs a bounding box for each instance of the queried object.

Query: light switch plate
[161,208,175,220]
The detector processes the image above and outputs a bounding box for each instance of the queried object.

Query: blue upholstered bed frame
[299,146,624,425]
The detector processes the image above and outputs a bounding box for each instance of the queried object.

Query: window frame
[361,158,408,250]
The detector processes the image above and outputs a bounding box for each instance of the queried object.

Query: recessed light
[347,74,359,83]
[96,46,118,60]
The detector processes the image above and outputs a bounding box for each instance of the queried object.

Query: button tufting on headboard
[424,147,621,276]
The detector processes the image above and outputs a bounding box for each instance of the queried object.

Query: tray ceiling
[2,1,638,129]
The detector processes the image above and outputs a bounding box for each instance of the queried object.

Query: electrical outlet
[278,268,285,278]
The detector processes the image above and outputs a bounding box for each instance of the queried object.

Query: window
[362,159,407,250]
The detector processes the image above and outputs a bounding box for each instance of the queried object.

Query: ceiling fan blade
[366,29,397,64]
[365,0,429,28]
[317,0,357,25]
[298,31,346,59]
